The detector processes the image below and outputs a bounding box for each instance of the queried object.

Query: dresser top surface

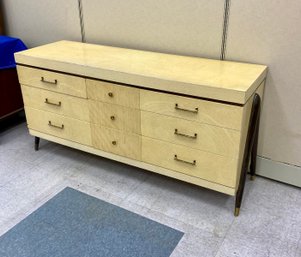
[15,40,267,104]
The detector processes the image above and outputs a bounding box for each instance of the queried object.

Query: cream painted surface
[21,85,89,121]
[17,41,266,199]
[142,137,237,188]
[2,0,81,47]
[87,79,140,109]
[141,111,240,157]
[140,89,243,130]
[82,0,225,58]
[17,66,87,98]
[15,41,267,104]
[226,1,301,167]
[25,107,91,146]
[29,129,236,195]
[91,125,141,160]
[89,100,141,134]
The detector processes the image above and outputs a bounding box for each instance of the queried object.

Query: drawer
[89,100,141,134]
[25,107,91,146]
[17,66,86,98]
[141,111,240,157]
[140,90,243,130]
[21,85,89,121]
[142,137,237,187]
[91,125,141,160]
[87,79,139,108]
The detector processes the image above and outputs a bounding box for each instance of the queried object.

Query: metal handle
[175,103,198,113]
[41,77,57,85]
[110,115,115,121]
[174,154,196,165]
[112,140,117,145]
[108,92,114,97]
[174,129,197,139]
[45,98,61,107]
[48,120,64,129]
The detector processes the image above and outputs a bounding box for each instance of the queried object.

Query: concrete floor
[0,123,300,257]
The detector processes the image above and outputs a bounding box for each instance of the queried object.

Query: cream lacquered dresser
[15,41,267,216]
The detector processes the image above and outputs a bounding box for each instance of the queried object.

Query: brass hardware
[110,115,115,121]
[112,140,117,145]
[45,98,61,106]
[174,129,197,139]
[48,121,64,129]
[174,155,196,165]
[175,103,198,113]
[108,92,114,97]
[41,77,57,85]
[234,207,240,216]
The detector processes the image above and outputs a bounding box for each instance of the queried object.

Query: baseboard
[256,156,301,188]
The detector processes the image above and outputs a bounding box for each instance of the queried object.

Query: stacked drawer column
[87,79,141,160]
[18,66,91,146]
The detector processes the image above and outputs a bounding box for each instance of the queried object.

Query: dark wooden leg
[34,137,40,151]
[235,93,261,216]
[250,112,260,180]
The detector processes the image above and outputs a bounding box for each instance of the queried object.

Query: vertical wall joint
[78,0,86,43]
[220,0,231,60]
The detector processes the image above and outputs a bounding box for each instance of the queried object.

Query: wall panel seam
[220,0,231,60]
[77,0,86,43]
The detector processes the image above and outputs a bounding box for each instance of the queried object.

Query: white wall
[226,1,301,167]
[82,0,225,58]
[2,0,82,47]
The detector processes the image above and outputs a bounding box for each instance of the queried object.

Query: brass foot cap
[250,175,256,181]
[234,207,240,217]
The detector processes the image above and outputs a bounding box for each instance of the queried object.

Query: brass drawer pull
[174,129,197,139]
[48,120,64,129]
[174,154,196,165]
[45,98,61,106]
[175,103,198,113]
[41,77,57,85]
[108,92,114,97]
[110,115,115,121]
[112,140,117,145]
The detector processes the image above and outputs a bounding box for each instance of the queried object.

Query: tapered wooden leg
[34,137,40,151]
[235,93,261,216]
[250,122,259,180]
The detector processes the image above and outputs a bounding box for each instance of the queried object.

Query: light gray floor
[0,123,300,257]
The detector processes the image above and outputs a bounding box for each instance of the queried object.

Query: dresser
[15,41,267,216]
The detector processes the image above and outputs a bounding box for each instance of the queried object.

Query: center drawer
[87,79,140,108]
[89,100,141,134]
[21,85,89,121]
[142,137,237,187]
[25,107,92,146]
[91,125,141,160]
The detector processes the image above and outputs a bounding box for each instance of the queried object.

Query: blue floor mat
[0,187,184,257]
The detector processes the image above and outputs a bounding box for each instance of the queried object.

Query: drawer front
[25,107,91,146]
[89,100,141,134]
[17,66,86,98]
[141,111,240,157]
[142,137,237,187]
[87,79,139,108]
[91,125,141,160]
[21,85,89,121]
[140,90,243,130]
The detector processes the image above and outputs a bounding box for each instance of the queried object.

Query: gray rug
[0,187,184,257]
